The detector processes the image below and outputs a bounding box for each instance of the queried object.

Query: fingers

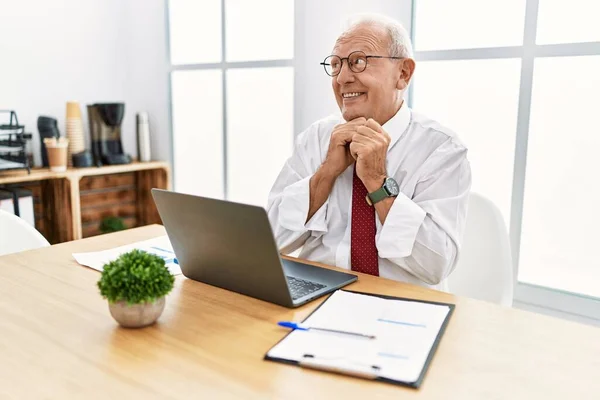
[334,118,365,132]
[366,118,383,133]
[349,117,367,126]
[333,118,389,149]
[340,117,380,130]
[354,126,391,146]
[355,126,377,138]
[349,141,364,160]
[331,129,354,145]
[351,124,391,163]
[351,131,376,145]
[344,118,389,163]
[339,117,367,132]
[332,118,367,144]
[351,135,380,160]
[334,117,368,134]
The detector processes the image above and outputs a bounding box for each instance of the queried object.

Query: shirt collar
[382,101,411,149]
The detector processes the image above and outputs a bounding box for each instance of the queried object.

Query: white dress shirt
[267,104,471,291]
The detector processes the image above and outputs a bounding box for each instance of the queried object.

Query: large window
[168,0,294,207]
[411,0,600,312]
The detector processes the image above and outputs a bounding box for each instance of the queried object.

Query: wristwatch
[366,177,400,206]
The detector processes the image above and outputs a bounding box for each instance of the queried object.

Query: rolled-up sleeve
[375,139,471,285]
[267,125,327,254]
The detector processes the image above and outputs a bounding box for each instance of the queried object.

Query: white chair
[0,209,50,256]
[448,192,514,306]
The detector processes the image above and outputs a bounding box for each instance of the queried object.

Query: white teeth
[342,92,363,98]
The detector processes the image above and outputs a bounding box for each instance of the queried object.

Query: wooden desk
[1,225,599,399]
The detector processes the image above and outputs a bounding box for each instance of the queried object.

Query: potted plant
[97,249,175,328]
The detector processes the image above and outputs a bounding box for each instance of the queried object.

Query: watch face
[384,177,400,196]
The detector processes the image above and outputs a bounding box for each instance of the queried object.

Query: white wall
[0,0,170,166]
[294,0,413,135]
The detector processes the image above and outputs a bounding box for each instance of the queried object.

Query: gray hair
[341,13,414,59]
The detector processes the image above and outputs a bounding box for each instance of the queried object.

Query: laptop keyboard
[286,276,326,300]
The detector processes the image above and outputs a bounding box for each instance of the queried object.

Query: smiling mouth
[342,92,365,99]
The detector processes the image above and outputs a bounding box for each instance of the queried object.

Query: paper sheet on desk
[72,235,182,275]
[267,290,451,385]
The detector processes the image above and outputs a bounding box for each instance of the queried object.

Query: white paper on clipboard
[266,290,451,385]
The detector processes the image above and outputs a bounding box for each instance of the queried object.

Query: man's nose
[336,61,355,85]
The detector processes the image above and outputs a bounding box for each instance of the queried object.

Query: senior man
[267,15,471,290]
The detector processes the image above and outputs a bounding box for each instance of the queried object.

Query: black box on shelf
[0,110,32,173]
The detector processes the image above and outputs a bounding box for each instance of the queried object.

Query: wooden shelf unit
[0,161,171,244]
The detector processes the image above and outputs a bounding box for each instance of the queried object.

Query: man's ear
[396,58,416,91]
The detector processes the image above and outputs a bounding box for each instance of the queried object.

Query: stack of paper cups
[66,101,86,167]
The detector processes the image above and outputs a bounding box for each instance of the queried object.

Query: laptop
[151,189,357,308]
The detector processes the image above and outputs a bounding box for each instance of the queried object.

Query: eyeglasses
[320,50,404,77]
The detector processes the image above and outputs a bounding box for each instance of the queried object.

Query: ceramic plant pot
[108,297,165,328]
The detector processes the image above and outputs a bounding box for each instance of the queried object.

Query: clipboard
[264,289,455,388]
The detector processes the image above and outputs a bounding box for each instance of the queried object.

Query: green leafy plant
[99,216,126,234]
[97,249,175,305]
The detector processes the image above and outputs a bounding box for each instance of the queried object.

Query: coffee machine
[87,103,131,166]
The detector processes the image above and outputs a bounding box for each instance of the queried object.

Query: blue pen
[278,321,376,339]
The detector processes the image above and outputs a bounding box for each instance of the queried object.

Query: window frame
[409,0,600,321]
[165,0,295,199]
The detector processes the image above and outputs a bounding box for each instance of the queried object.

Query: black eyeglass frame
[320,50,405,77]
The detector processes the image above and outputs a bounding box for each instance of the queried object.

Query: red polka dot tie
[350,166,379,276]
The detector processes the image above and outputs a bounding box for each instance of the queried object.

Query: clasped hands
[322,117,391,193]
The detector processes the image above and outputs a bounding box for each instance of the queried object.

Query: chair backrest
[448,192,514,306]
[0,210,50,256]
